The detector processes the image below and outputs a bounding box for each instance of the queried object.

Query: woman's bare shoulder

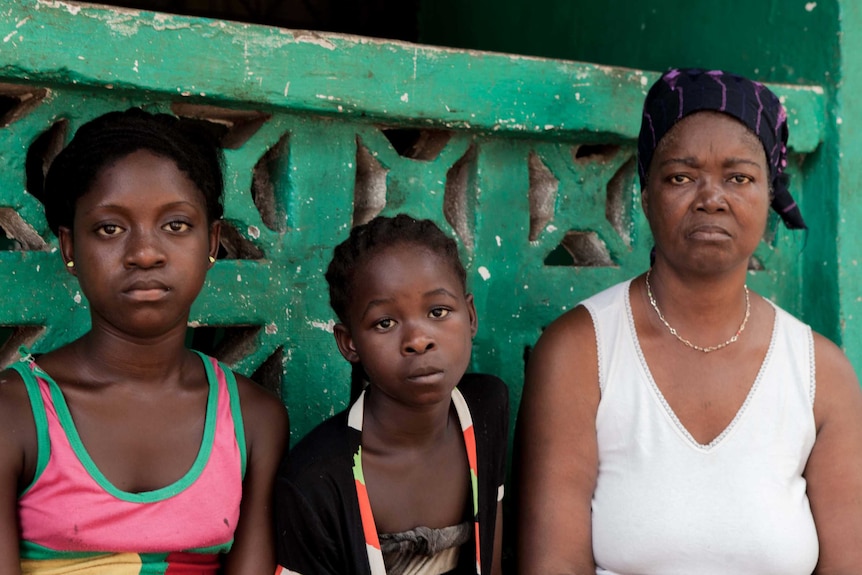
[811,332,861,426]
[532,304,597,365]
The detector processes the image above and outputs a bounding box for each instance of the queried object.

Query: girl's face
[334,242,477,409]
[644,111,771,274]
[59,149,220,339]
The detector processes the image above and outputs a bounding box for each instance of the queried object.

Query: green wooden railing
[0,1,826,440]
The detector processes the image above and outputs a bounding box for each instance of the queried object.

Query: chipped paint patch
[478,266,491,281]
[293,31,336,50]
[152,13,192,32]
[805,2,817,11]
[310,319,335,333]
[36,0,81,15]
[265,322,278,335]
[248,225,260,239]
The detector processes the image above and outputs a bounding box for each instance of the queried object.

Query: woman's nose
[695,177,728,212]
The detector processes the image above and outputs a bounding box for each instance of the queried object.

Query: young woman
[275,214,508,575]
[0,109,288,574]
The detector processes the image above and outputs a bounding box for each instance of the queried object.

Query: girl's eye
[96,224,122,237]
[374,318,395,330]
[429,308,450,319]
[164,220,191,232]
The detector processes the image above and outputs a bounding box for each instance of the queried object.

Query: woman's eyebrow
[723,157,764,169]
[659,156,700,168]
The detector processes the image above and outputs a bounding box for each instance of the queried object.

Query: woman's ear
[208,221,222,268]
[58,226,76,276]
[465,293,478,338]
[333,323,360,363]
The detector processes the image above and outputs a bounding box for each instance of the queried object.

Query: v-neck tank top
[12,350,247,574]
[584,280,818,575]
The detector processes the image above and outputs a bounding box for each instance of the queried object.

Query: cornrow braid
[37,108,225,236]
[325,214,468,325]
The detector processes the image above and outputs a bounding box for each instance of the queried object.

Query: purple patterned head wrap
[637,68,805,229]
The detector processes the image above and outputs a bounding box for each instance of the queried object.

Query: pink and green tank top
[11,350,247,574]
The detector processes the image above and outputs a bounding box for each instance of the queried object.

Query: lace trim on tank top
[379,522,471,575]
[807,324,816,406]
[625,284,780,452]
[585,293,607,395]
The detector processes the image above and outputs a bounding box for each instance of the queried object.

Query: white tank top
[584,280,818,575]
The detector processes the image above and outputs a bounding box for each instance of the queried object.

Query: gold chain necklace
[645,269,750,353]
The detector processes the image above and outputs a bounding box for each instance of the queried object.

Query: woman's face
[643,111,771,275]
[59,149,220,340]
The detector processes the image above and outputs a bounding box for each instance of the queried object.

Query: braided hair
[325,214,468,325]
[38,108,224,235]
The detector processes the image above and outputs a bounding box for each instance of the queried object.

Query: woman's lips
[688,225,731,241]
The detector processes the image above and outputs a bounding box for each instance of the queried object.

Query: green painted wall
[835,3,862,375]
[422,0,860,368]
[0,1,828,446]
[420,0,838,84]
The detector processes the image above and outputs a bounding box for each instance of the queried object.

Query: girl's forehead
[357,243,462,287]
[78,150,206,212]
[365,242,450,269]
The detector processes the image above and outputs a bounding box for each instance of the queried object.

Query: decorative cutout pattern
[605,156,637,246]
[544,231,615,267]
[0,3,818,444]
[444,145,477,251]
[252,133,290,233]
[0,209,47,251]
[171,103,271,149]
[353,138,388,226]
[381,128,453,161]
[0,83,48,127]
[528,152,559,242]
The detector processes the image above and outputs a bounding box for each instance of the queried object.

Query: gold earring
[208,256,216,264]
[66,261,75,268]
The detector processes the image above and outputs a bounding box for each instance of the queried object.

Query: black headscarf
[638,68,806,230]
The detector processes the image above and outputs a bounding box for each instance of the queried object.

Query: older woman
[516,69,862,574]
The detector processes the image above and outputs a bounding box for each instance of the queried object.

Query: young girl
[275,214,508,575]
[0,109,288,573]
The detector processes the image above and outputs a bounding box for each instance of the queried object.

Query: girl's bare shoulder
[233,373,289,451]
